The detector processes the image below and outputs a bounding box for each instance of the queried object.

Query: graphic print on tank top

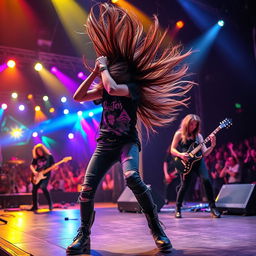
[102,99,131,136]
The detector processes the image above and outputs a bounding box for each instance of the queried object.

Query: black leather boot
[209,201,221,218]
[66,202,95,255]
[28,206,38,212]
[210,207,221,218]
[135,189,172,253]
[144,206,172,252]
[175,206,182,218]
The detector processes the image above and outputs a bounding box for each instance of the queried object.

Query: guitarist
[170,114,221,218]
[29,143,54,211]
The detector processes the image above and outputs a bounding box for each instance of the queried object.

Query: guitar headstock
[63,156,72,162]
[219,118,232,129]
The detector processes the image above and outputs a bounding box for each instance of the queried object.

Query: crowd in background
[0,160,115,201]
[1,136,256,203]
[164,136,256,203]
[205,136,256,196]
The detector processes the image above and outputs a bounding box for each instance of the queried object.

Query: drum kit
[0,158,26,194]
[7,158,25,165]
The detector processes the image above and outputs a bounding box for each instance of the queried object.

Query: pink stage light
[51,66,57,73]
[1,103,8,110]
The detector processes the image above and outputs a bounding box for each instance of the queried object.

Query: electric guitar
[31,156,72,185]
[173,118,232,175]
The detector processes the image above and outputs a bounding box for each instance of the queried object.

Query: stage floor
[0,203,255,256]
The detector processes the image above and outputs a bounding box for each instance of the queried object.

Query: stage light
[27,94,33,100]
[35,106,41,111]
[77,72,84,79]
[32,132,38,137]
[11,92,18,99]
[68,133,74,139]
[51,66,57,73]
[19,105,25,111]
[1,103,7,110]
[7,60,16,68]
[63,109,69,115]
[43,96,49,101]
[218,20,224,27]
[61,96,67,103]
[235,103,242,109]
[49,107,55,113]
[77,111,83,116]
[111,0,119,3]
[10,128,23,138]
[176,20,184,29]
[34,63,43,71]
[88,111,94,117]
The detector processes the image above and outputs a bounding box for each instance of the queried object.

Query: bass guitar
[31,156,72,185]
[173,118,232,175]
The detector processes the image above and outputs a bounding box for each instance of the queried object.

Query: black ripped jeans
[79,142,148,203]
[32,175,52,208]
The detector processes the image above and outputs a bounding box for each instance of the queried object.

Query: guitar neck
[41,159,65,175]
[191,126,221,155]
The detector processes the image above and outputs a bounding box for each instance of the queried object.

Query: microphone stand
[0,217,8,224]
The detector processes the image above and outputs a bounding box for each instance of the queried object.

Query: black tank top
[177,137,198,153]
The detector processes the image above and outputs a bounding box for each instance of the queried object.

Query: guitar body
[31,172,47,185]
[174,142,203,174]
[173,118,232,175]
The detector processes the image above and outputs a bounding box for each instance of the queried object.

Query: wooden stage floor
[0,203,255,256]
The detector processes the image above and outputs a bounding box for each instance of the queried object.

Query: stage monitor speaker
[117,185,165,213]
[216,184,256,215]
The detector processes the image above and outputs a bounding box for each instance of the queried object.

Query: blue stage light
[218,20,224,27]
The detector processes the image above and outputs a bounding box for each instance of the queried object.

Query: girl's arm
[97,56,130,97]
[199,133,216,157]
[73,65,103,102]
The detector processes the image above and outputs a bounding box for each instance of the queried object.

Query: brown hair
[180,114,201,144]
[32,143,51,159]
[86,3,194,134]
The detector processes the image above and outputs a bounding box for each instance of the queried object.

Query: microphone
[64,217,78,221]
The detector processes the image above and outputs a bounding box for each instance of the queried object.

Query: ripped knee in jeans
[79,185,94,203]
[124,170,136,178]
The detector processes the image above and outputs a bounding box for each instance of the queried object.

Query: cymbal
[8,159,25,165]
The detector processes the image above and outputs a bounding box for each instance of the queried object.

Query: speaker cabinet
[117,185,165,213]
[216,184,256,215]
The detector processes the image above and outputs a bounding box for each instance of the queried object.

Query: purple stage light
[32,132,38,137]
[68,133,74,139]
[77,72,84,78]
[51,66,57,73]
[19,105,25,111]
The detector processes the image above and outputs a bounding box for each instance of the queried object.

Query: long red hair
[86,3,194,134]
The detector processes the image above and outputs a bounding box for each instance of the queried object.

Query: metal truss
[0,45,87,73]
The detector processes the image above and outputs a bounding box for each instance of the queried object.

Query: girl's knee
[79,185,95,202]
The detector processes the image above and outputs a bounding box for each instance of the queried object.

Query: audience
[0,136,255,204]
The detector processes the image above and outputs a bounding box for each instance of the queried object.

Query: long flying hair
[86,3,194,134]
[32,143,51,159]
[180,114,201,144]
